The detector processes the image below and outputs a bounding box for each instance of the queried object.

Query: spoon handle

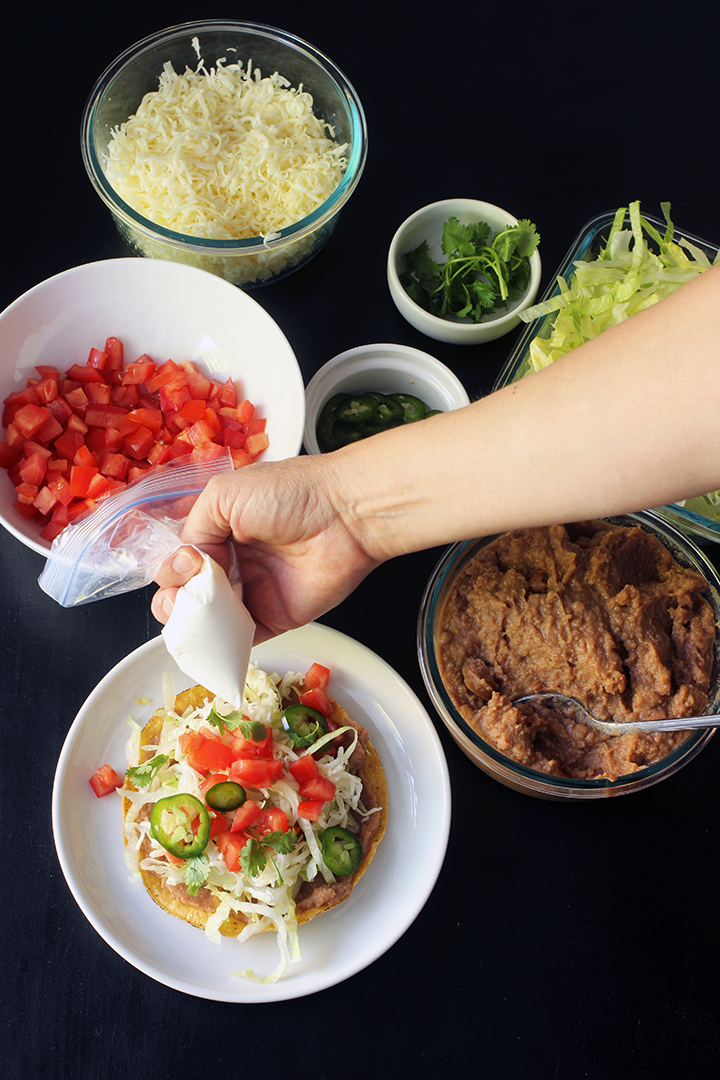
[512,694,720,734]
[594,716,720,734]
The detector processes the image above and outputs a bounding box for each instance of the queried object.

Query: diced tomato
[222,426,247,450]
[256,807,289,836]
[177,397,208,423]
[19,452,47,488]
[1,337,271,539]
[73,443,97,468]
[236,399,255,424]
[64,363,107,383]
[215,829,251,872]
[189,443,226,464]
[122,425,155,460]
[230,727,274,759]
[85,382,112,406]
[13,403,50,440]
[64,413,88,437]
[305,662,331,690]
[35,364,61,380]
[46,396,73,426]
[178,730,204,756]
[34,376,58,405]
[13,498,37,519]
[287,755,321,786]
[86,472,113,499]
[229,757,284,787]
[126,406,163,432]
[230,799,262,832]
[122,356,157,385]
[298,775,337,802]
[229,448,254,468]
[186,371,214,401]
[87,347,108,370]
[15,481,38,504]
[33,484,58,515]
[89,763,122,798]
[144,358,183,393]
[208,810,229,839]
[299,687,332,717]
[69,464,99,498]
[186,734,234,775]
[245,431,270,457]
[99,452,130,480]
[218,378,237,408]
[297,799,325,821]
[104,337,124,370]
[147,441,172,467]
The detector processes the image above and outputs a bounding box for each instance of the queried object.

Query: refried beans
[437,521,716,781]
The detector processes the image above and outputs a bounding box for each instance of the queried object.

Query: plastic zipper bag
[38,452,234,606]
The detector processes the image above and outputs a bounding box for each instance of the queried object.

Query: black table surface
[3,4,720,1078]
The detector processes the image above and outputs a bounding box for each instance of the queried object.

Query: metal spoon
[512,692,720,736]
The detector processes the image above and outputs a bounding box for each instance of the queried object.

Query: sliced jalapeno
[316,388,441,452]
[321,825,362,876]
[150,793,210,859]
[281,703,328,748]
[316,394,351,452]
[334,395,380,425]
[332,420,366,444]
[373,394,403,424]
[205,780,247,813]
[391,393,427,423]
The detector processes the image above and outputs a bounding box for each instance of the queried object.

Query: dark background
[2,3,719,1077]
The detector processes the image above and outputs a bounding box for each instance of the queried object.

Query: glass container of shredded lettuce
[493,202,720,543]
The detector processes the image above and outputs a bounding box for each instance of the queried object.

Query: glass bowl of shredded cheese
[81,21,367,287]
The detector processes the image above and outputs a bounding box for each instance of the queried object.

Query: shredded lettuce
[519,201,717,370]
[516,200,720,526]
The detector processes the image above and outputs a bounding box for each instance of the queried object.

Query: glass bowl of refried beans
[418,512,720,800]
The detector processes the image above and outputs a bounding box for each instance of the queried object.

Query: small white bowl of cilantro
[387,199,542,344]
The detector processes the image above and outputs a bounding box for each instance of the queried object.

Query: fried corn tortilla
[123,685,388,937]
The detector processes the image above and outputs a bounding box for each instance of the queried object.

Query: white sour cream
[162,553,255,708]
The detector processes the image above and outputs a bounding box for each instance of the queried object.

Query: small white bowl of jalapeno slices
[303,343,470,454]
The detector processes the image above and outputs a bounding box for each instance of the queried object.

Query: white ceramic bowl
[387,198,542,344]
[0,258,305,556]
[303,343,470,455]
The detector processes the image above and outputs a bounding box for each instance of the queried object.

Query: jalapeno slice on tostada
[150,793,210,859]
[321,825,362,876]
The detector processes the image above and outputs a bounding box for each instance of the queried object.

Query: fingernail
[172,548,197,575]
[160,592,175,619]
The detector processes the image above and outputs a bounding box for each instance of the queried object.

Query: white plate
[52,623,451,1001]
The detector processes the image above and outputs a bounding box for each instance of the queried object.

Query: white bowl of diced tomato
[0,258,305,556]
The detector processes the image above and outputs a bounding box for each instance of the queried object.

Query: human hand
[151,455,381,642]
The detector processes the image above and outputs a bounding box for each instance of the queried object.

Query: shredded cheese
[104,51,347,245]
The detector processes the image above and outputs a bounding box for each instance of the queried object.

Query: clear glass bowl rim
[80,19,368,253]
[417,511,720,797]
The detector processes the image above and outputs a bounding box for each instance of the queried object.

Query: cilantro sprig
[401,216,540,323]
[126,753,169,788]
[183,854,211,896]
[240,830,298,885]
[206,704,268,742]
